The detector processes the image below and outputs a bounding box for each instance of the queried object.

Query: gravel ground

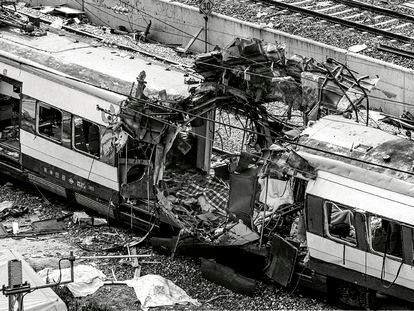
[19,0,414,69]
[175,0,414,70]
[0,180,333,310]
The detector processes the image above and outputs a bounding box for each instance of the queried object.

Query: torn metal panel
[193,37,379,126]
[266,234,298,287]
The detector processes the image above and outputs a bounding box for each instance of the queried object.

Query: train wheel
[328,278,376,309]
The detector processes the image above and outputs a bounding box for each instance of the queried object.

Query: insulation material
[258,178,294,211]
[0,249,67,311]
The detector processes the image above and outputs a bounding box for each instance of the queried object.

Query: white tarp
[38,264,105,297]
[0,249,67,311]
[125,274,200,311]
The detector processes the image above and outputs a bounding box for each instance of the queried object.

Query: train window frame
[368,214,403,260]
[323,200,357,247]
[36,102,63,143]
[72,115,101,159]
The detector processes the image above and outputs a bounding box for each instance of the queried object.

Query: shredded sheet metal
[38,264,105,297]
[125,274,201,311]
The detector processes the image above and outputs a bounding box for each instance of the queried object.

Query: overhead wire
[14,51,409,175]
[65,0,414,117]
[80,0,195,41]
[8,4,414,174]
[123,96,414,177]
[79,1,414,110]
[37,0,414,112]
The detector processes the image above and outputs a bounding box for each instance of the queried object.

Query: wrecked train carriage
[287,114,414,307]
[0,28,193,231]
[169,113,414,307]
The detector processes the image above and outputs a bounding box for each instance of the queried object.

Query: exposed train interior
[0,75,20,164]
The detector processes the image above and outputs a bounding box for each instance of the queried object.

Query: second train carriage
[292,115,414,307]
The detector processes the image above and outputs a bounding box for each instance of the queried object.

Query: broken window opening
[369,215,402,258]
[0,94,19,148]
[324,201,356,246]
[73,116,100,158]
[0,75,21,161]
[37,103,62,142]
[119,138,155,202]
[214,110,256,153]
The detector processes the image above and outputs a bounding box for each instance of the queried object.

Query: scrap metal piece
[266,234,298,287]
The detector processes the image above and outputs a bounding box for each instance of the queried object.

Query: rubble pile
[192,37,379,124]
[88,35,384,301]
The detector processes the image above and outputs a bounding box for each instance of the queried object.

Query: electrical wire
[78,0,414,112]
[11,14,414,117]
[123,96,414,177]
[19,0,413,115]
[79,0,192,40]
[5,16,414,176]
[120,99,414,193]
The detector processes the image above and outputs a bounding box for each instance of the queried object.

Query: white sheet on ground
[38,264,105,297]
[125,274,201,311]
[0,249,67,311]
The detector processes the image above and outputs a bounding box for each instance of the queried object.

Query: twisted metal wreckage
[98,38,379,293]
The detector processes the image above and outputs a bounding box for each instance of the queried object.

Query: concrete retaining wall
[26,0,414,116]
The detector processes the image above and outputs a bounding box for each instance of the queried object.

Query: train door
[0,75,21,167]
[364,215,414,298]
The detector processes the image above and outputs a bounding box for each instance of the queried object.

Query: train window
[21,95,36,134]
[73,116,100,158]
[324,201,356,245]
[37,104,62,142]
[369,216,402,258]
[100,128,116,166]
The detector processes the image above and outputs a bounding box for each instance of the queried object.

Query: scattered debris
[201,258,256,296]
[348,43,368,53]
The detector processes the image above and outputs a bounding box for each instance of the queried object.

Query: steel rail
[260,0,414,44]
[335,0,414,23]
[377,44,414,59]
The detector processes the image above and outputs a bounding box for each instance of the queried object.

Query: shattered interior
[98,37,379,287]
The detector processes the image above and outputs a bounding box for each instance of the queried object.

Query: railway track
[377,43,414,59]
[258,0,414,45]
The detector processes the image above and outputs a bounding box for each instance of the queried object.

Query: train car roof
[0,28,190,99]
[298,114,414,199]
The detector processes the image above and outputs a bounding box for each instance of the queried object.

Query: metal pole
[204,15,208,53]
[259,176,269,248]
[76,254,151,260]
[81,0,84,12]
